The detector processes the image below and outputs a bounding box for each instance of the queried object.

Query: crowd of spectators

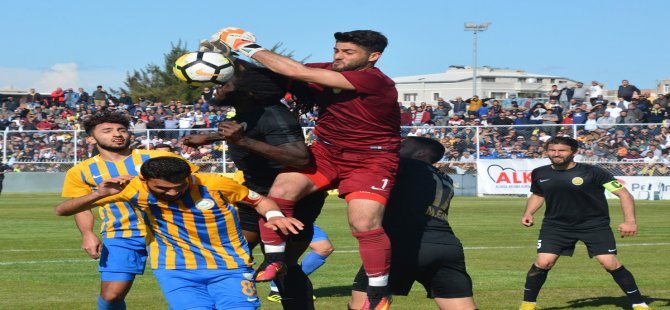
[2,80,670,176]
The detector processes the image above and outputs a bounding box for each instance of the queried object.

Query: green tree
[114,41,308,105]
[115,40,202,104]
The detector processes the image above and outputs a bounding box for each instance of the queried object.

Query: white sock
[368,275,389,287]
[264,243,285,253]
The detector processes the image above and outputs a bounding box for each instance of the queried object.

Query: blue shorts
[152,268,260,310]
[99,237,148,282]
[312,224,329,243]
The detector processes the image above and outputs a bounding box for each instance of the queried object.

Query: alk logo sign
[487,164,532,184]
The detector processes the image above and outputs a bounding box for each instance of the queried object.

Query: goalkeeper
[203,27,400,310]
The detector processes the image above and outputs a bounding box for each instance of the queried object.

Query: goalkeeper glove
[218,27,265,58]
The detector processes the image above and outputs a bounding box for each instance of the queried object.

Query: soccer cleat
[254,261,286,282]
[632,305,650,310]
[362,295,391,310]
[266,291,281,303]
[519,301,538,310]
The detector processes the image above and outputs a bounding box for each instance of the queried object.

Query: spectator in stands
[431,104,449,126]
[558,84,574,106]
[447,114,465,126]
[76,88,90,105]
[451,97,467,116]
[571,82,589,104]
[119,92,133,108]
[653,93,668,109]
[583,113,599,131]
[589,81,603,104]
[546,85,560,102]
[436,97,452,115]
[64,88,78,109]
[51,88,65,107]
[647,103,667,124]
[621,148,643,162]
[596,111,617,130]
[617,79,641,102]
[488,100,503,117]
[411,106,432,125]
[593,94,609,107]
[3,96,19,112]
[465,95,491,116]
[27,88,43,104]
[92,85,109,107]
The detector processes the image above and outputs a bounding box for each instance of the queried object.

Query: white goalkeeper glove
[198,31,233,57]
[217,27,265,58]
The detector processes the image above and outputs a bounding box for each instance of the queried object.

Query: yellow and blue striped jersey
[61,150,190,238]
[97,174,254,270]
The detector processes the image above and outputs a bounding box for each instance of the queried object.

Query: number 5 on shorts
[241,279,256,296]
[537,239,542,249]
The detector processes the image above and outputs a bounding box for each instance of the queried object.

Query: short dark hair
[334,30,388,53]
[82,112,130,135]
[140,156,191,183]
[545,136,579,152]
[405,136,445,164]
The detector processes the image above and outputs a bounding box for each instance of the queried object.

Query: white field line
[2,243,668,266]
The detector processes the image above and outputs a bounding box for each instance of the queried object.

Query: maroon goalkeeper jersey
[305,62,401,151]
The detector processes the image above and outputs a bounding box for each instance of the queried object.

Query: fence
[2,123,668,175]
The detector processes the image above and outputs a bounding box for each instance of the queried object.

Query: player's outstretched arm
[241,194,304,235]
[521,194,545,227]
[55,176,133,216]
[218,121,311,169]
[216,27,355,90]
[611,187,637,237]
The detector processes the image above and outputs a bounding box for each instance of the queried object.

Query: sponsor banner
[478,160,670,200]
[606,176,670,200]
[477,159,549,195]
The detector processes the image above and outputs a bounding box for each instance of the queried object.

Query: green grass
[1,194,669,309]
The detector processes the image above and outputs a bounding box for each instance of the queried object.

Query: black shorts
[352,243,473,299]
[237,191,327,242]
[537,226,617,258]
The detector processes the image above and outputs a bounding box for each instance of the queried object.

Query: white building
[393,66,578,105]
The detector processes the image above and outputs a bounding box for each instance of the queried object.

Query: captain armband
[241,190,263,205]
[603,180,625,192]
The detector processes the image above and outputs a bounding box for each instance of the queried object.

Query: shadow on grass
[542,295,668,309]
[313,285,353,297]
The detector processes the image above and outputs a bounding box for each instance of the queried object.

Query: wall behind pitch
[4,173,66,193]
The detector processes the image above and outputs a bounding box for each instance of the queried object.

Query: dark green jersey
[384,158,460,246]
[530,163,620,230]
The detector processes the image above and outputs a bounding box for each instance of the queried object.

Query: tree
[115,40,308,105]
[115,40,202,105]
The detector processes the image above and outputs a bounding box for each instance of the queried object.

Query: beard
[550,154,574,168]
[332,58,369,72]
[97,139,131,152]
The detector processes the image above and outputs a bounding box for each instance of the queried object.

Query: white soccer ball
[173,52,234,86]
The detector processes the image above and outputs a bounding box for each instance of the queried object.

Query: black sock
[608,265,644,304]
[276,264,314,310]
[366,284,388,308]
[523,264,549,302]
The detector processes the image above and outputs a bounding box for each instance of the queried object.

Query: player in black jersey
[519,136,650,310]
[349,137,477,310]
[182,59,329,310]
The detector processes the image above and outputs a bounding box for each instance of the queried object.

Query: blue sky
[1,0,668,94]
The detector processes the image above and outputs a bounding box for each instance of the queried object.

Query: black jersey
[384,158,460,246]
[229,105,304,194]
[530,163,616,230]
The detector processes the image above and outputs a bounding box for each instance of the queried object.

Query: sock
[352,228,391,279]
[275,264,314,310]
[97,295,126,310]
[258,197,295,249]
[608,265,644,304]
[301,252,329,276]
[523,264,550,302]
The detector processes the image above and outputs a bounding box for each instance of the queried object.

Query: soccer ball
[173,52,234,86]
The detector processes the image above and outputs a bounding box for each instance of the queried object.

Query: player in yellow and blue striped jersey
[56,156,303,310]
[60,112,196,310]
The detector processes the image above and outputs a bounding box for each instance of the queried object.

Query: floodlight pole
[464,22,491,97]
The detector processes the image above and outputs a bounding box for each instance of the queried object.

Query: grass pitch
[0,194,668,309]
